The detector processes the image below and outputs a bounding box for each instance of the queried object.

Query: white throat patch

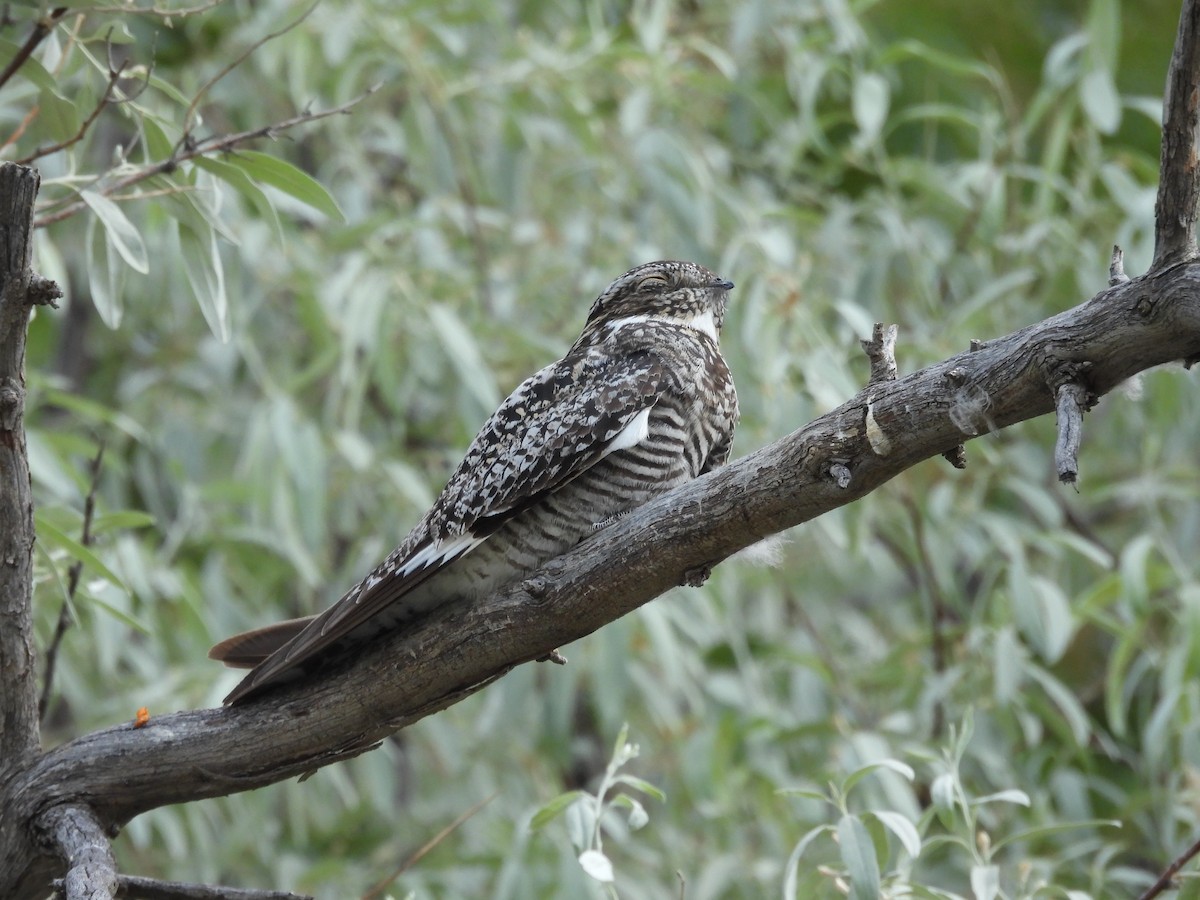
[609,309,719,340]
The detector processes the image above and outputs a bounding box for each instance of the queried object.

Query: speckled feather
[212,260,739,703]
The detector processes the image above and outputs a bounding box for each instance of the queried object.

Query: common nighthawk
[210,260,738,704]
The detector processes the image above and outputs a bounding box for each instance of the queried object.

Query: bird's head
[577,260,735,345]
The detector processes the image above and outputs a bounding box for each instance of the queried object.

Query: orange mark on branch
[134,707,150,728]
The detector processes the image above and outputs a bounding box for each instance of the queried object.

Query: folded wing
[214,344,667,703]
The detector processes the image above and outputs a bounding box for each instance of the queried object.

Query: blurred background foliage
[7,0,1199,896]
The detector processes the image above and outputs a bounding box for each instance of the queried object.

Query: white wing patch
[397,533,485,578]
[603,406,652,456]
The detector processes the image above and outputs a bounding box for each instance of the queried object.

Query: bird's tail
[208,616,316,669]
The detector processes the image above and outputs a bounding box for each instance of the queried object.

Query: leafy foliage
[7,0,1199,896]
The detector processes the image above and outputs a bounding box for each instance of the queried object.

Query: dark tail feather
[208,616,316,669]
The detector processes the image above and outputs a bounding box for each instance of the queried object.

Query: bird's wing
[218,345,668,703]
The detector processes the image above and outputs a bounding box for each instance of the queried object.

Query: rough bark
[2,1,1200,897]
[0,164,41,768]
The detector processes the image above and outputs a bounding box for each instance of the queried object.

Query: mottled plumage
[211,260,739,704]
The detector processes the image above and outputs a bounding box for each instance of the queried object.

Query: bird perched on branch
[210,260,739,704]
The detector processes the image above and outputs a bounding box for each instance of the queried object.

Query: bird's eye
[638,273,671,292]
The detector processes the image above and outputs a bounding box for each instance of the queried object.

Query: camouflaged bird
[210,260,739,704]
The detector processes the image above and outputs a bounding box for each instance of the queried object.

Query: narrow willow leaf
[178,221,230,342]
[838,814,881,900]
[85,215,124,328]
[530,791,585,830]
[81,190,149,274]
[36,515,126,590]
[613,774,665,802]
[869,809,922,859]
[227,150,344,222]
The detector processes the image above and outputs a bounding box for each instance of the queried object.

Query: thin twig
[360,793,495,900]
[1139,833,1200,899]
[15,58,131,166]
[33,85,378,229]
[105,874,311,900]
[0,7,67,92]
[904,496,953,738]
[39,445,104,723]
[84,0,228,16]
[181,0,319,138]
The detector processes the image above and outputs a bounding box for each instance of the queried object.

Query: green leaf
[838,814,881,900]
[843,758,916,794]
[194,156,284,240]
[36,515,126,591]
[428,303,500,412]
[227,150,344,222]
[868,809,922,859]
[38,86,78,142]
[87,594,152,636]
[991,819,1120,853]
[0,39,55,89]
[613,773,665,802]
[141,116,176,161]
[611,794,649,829]
[777,786,831,804]
[530,791,585,830]
[178,220,230,342]
[81,191,149,275]
[85,214,126,328]
[92,511,156,533]
[782,824,834,899]
[971,789,1031,807]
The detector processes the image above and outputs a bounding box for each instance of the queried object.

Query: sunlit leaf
[578,849,614,883]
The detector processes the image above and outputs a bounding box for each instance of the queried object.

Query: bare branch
[5,254,1200,898]
[0,7,68,92]
[1138,832,1200,900]
[1153,0,1200,267]
[181,1,320,138]
[40,445,105,722]
[105,875,311,900]
[361,794,495,900]
[83,0,228,17]
[33,86,379,229]
[0,164,43,769]
[38,805,117,900]
[15,57,130,167]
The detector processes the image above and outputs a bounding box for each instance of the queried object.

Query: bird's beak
[714,278,734,290]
